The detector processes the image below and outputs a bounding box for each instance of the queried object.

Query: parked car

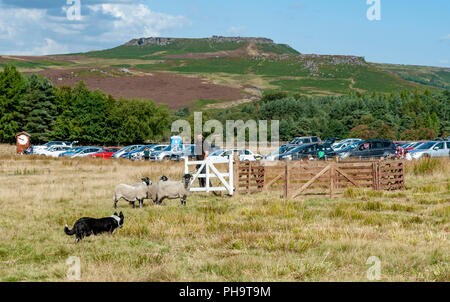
[322,137,340,147]
[288,136,321,146]
[32,141,76,154]
[170,145,196,161]
[265,145,293,161]
[39,145,73,157]
[409,141,450,159]
[295,143,334,160]
[71,147,103,158]
[59,146,89,157]
[404,142,424,151]
[112,145,144,159]
[332,138,361,151]
[149,145,184,161]
[209,149,262,162]
[130,145,161,160]
[120,145,155,159]
[279,144,315,160]
[89,147,122,159]
[342,140,397,159]
[326,142,360,158]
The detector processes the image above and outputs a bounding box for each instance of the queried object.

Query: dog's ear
[119,211,123,217]
[114,212,118,216]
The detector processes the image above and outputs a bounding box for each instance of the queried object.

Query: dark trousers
[196,164,207,187]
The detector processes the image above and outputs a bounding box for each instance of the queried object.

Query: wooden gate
[234,158,265,195]
[235,159,405,198]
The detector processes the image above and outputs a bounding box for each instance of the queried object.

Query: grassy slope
[0,144,448,281]
[78,40,430,95]
[1,38,446,103]
[374,63,450,90]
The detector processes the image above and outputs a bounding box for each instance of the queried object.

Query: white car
[71,147,103,158]
[209,149,262,162]
[332,139,361,151]
[39,146,73,157]
[409,141,450,159]
[32,141,76,154]
[132,145,170,161]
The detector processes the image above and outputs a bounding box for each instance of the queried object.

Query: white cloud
[9,38,69,56]
[440,34,450,40]
[0,2,189,55]
[87,3,189,42]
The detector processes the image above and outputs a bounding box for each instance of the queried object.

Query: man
[195,133,211,187]
[143,147,150,161]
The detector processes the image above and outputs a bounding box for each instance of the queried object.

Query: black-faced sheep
[155,174,193,206]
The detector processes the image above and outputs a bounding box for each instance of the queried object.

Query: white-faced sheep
[114,177,153,209]
[155,174,193,206]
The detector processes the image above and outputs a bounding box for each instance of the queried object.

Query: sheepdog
[64,212,124,243]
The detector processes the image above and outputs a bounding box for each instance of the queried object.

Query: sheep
[154,174,193,206]
[114,177,152,209]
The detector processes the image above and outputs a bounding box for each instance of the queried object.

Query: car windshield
[415,142,435,150]
[341,142,359,152]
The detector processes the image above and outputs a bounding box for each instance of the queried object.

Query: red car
[89,147,121,159]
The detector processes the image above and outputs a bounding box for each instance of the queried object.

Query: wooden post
[372,162,377,190]
[262,164,267,192]
[233,152,240,197]
[330,163,335,198]
[247,161,251,194]
[284,161,291,199]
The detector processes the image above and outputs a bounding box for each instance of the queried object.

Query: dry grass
[0,144,448,281]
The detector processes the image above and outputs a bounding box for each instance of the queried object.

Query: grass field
[0,144,448,281]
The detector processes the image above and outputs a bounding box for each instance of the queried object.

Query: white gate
[184,156,234,195]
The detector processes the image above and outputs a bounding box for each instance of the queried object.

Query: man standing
[143,147,150,161]
[195,133,210,187]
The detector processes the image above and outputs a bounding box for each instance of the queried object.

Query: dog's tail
[64,224,75,236]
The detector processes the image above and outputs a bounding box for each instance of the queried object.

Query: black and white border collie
[64,212,124,243]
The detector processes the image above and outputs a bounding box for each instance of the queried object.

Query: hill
[0,36,448,109]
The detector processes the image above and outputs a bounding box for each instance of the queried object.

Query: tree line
[195,89,449,141]
[0,65,171,144]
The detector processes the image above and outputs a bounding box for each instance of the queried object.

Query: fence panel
[235,159,405,198]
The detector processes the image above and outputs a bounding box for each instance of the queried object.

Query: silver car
[410,141,450,159]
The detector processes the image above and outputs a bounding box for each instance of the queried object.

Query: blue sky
[0,0,448,67]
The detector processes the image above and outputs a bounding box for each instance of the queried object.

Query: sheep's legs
[139,199,144,208]
[181,196,187,206]
[114,200,118,209]
[131,201,136,208]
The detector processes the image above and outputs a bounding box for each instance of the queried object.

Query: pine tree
[22,74,57,143]
[0,65,28,143]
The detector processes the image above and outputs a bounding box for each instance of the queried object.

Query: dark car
[280,144,317,160]
[343,140,396,159]
[288,136,321,146]
[290,143,334,160]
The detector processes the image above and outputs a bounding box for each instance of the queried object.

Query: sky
[0,0,448,67]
